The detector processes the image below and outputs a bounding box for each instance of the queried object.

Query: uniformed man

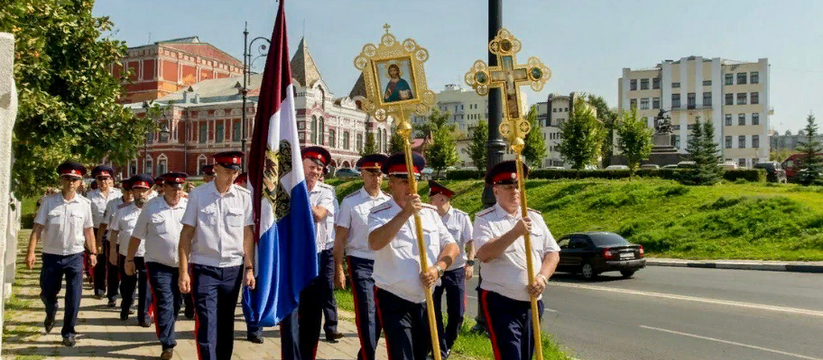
[178,151,255,360]
[429,180,474,360]
[110,174,154,327]
[279,146,336,359]
[319,169,343,342]
[334,153,390,360]
[154,177,165,197]
[126,172,189,360]
[236,170,265,345]
[101,179,134,307]
[88,165,122,299]
[202,164,215,183]
[368,152,459,360]
[474,161,560,360]
[26,161,97,346]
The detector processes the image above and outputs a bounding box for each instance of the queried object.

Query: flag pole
[397,109,442,360]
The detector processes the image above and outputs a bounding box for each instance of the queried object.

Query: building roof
[290,38,324,88]
[157,36,201,44]
[349,73,366,99]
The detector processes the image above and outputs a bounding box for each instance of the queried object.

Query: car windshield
[588,233,631,246]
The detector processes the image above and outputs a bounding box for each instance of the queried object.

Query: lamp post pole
[482,0,505,208]
[142,101,150,174]
[242,22,271,172]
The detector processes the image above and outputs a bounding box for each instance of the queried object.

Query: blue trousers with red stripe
[433,267,466,358]
[119,255,151,324]
[191,264,243,360]
[375,288,432,360]
[40,252,84,337]
[146,262,182,350]
[347,256,382,360]
[280,251,329,360]
[480,290,544,360]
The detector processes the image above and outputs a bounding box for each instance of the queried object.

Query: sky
[93,0,823,133]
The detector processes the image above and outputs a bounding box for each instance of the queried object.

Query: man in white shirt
[333,153,390,360]
[319,169,342,342]
[178,151,255,360]
[429,180,474,359]
[368,152,458,360]
[473,161,560,360]
[100,179,133,307]
[110,174,154,327]
[26,161,97,347]
[87,165,121,298]
[126,172,188,360]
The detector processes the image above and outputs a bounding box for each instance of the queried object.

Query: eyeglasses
[95,176,111,181]
[497,184,518,191]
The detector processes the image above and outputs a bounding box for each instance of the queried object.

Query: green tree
[425,109,459,177]
[587,94,618,167]
[361,132,378,156]
[388,130,403,154]
[797,113,823,186]
[616,107,653,178]
[522,106,546,168]
[1,0,156,197]
[558,97,604,171]
[462,119,488,172]
[683,117,723,185]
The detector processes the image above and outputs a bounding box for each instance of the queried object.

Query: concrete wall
[0,32,19,353]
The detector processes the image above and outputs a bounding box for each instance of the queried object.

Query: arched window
[129,159,138,177]
[329,129,336,148]
[157,154,168,175]
[145,156,153,176]
[356,133,363,152]
[376,131,382,153]
[311,116,318,144]
[343,132,350,150]
[318,117,325,145]
[197,155,208,175]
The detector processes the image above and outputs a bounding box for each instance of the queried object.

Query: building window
[640,78,649,90]
[330,129,337,148]
[318,117,325,145]
[737,72,747,85]
[752,113,760,125]
[751,92,759,104]
[738,113,745,126]
[233,122,241,142]
[640,98,649,110]
[630,79,637,91]
[197,157,207,175]
[738,135,746,148]
[652,97,660,109]
[750,71,759,84]
[703,92,712,106]
[552,108,557,113]
[159,128,169,143]
[129,160,138,177]
[739,158,746,167]
[687,93,696,108]
[674,135,681,149]
[672,82,681,88]
[653,77,660,89]
[725,74,733,85]
[199,124,207,144]
[565,107,569,112]
[752,135,760,148]
[311,116,317,144]
[376,131,382,152]
[737,93,747,105]
[157,158,167,175]
[355,132,361,151]
[343,131,350,150]
[672,94,681,108]
[703,80,712,86]
[630,99,637,109]
[725,93,733,105]
[145,158,153,175]
[146,132,154,145]
[382,129,388,152]
[673,125,680,130]
[297,121,305,130]
[215,123,224,143]
[725,136,732,149]
[725,114,732,126]
[298,132,305,141]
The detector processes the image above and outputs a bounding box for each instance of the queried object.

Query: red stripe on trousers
[373,286,392,360]
[347,257,368,360]
[188,264,203,360]
[481,290,503,360]
[144,264,159,338]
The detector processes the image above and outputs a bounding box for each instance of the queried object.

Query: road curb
[645,259,823,273]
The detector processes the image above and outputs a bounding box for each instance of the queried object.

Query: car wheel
[581,262,596,280]
[620,270,636,278]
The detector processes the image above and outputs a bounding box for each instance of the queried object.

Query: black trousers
[433,267,466,357]
[191,264,243,360]
[105,241,120,301]
[92,228,107,295]
[40,252,84,337]
[375,288,432,360]
[119,255,151,323]
[280,250,333,360]
[480,290,544,360]
[348,256,381,360]
[318,249,339,335]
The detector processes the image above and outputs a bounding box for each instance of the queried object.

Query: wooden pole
[514,145,543,360]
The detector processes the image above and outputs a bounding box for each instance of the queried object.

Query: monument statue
[654,109,672,134]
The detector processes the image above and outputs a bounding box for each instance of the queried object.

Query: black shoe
[107,299,117,308]
[120,311,128,321]
[184,307,194,320]
[247,334,264,344]
[160,348,174,360]
[444,349,451,359]
[139,320,152,328]
[44,313,55,334]
[326,331,344,343]
[94,291,105,300]
[62,334,76,347]
[129,308,135,315]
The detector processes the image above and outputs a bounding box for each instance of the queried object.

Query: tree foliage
[462,118,488,172]
[361,132,378,156]
[424,109,458,177]
[522,105,546,168]
[558,97,604,171]
[388,129,403,154]
[797,113,823,186]
[587,94,618,167]
[683,117,723,185]
[616,107,653,178]
[1,0,156,197]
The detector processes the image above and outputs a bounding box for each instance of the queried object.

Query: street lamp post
[142,101,171,175]
[482,0,505,208]
[242,22,271,172]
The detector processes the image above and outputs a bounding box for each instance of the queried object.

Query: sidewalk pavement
[3,248,387,360]
[646,257,823,273]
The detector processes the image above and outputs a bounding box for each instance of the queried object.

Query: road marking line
[549,282,823,318]
[467,295,557,313]
[639,325,823,360]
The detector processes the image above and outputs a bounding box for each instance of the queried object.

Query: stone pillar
[0,32,18,353]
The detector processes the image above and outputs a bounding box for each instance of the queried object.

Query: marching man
[178,151,255,360]
[87,165,121,299]
[110,174,154,327]
[473,161,560,360]
[100,178,133,308]
[334,153,390,360]
[26,161,97,346]
[319,168,343,342]
[368,152,459,360]
[429,180,475,359]
[125,172,189,360]
[202,164,215,183]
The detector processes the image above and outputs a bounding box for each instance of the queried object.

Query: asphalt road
[463,266,823,360]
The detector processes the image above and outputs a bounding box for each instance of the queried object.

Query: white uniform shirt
[326,193,339,251]
[181,182,253,268]
[34,193,93,256]
[441,206,473,270]
[368,199,456,303]
[336,187,390,260]
[110,203,145,257]
[131,196,188,268]
[102,197,125,239]
[309,183,335,254]
[88,188,122,228]
[473,204,560,302]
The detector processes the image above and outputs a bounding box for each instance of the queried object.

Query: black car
[753,162,788,183]
[556,232,646,280]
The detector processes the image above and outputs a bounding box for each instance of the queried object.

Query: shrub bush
[446,169,483,180]
[445,167,765,184]
[723,169,766,183]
